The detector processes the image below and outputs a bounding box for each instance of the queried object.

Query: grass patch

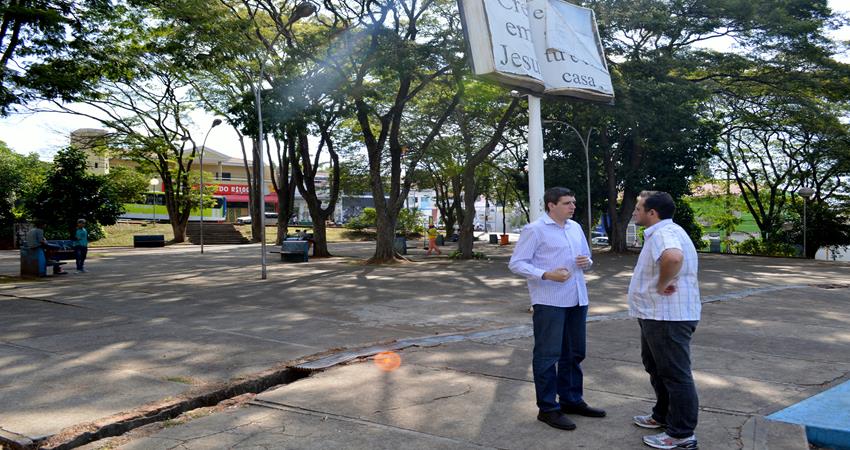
[92,222,175,248]
[687,196,760,234]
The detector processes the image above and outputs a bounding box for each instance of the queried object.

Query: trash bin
[709,237,721,253]
[489,234,498,244]
[436,234,445,246]
[394,236,407,255]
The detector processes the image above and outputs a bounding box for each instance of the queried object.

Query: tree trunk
[171,220,188,243]
[369,211,399,263]
[310,215,331,257]
[459,169,478,259]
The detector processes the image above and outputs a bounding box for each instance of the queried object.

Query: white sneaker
[642,432,698,449]
[634,414,666,429]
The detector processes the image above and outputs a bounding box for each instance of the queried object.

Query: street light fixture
[254,1,316,280]
[798,186,815,258]
[149,178,160,222]
[199,118,223,255]
[543,119,595,244]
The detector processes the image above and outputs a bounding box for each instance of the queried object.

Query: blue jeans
[639,319,699,438]
[532,304,587,412]
[74,246,87,270]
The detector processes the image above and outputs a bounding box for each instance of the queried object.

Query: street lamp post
[253,1,316,280]
[798,186,815,258]
[199,118,223,255]
[149,178,160,222]
[543,119,595,244]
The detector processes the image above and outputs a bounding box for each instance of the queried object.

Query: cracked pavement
[1,242,849,449]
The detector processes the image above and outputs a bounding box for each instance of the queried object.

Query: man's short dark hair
[640,190,675,220]
[544,187,575,212]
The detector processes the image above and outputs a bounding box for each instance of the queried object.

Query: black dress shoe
[562,402,606,418]
[537,410,577,430]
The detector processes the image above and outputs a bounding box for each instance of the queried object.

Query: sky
[1,0,848,161]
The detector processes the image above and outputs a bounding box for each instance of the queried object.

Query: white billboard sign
[458,0,614,103]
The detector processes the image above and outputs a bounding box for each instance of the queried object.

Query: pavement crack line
[0,292,90,309]
[250,400,502,449]
[372,384,474,415]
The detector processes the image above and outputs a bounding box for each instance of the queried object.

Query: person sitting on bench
[27,221,67,275]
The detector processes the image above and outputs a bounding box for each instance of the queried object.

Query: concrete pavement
[1,241,848,449]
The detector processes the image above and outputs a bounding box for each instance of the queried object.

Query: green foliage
[735,238,797,257]
[674,199,706,250]
[24,147,125,241]
[345,207,377,231]
[0,143,48,239]
[449,249,487,260]
[687,195,759,234]
[780,198,850,258]
[103,166,150,205]
[396,208,424,235]
[1,0,119,113]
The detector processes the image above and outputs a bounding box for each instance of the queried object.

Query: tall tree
[25,147,124,239]
[323,0,463,263]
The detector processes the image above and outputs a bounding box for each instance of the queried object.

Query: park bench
[271,240,309,262]
[47,240,75,261]
[20,240,75,277]
[133,234,166,248]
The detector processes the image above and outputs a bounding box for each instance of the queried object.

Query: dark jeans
[639,319,699,438]
[532,304,588,412]
[74,246,87,270]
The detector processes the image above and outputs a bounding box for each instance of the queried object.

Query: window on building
[220,172,231,181]
[94,163,99,168]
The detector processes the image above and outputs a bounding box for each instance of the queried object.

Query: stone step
[185,223,249,245]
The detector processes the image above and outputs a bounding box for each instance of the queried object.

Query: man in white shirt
[628,191,700,449]
[509,187,605,431]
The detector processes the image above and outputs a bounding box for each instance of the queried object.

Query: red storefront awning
[224,193,279,204]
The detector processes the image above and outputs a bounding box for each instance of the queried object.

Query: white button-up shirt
[509,215,592,307]
[628,219,701,321]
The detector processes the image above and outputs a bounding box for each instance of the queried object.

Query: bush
[397,208,424,235]
[735,238,797,257]
[345,207,376,231]
[449,249,488,260]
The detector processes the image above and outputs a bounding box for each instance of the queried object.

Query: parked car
[591,236,609,246]
[236,212,278,225]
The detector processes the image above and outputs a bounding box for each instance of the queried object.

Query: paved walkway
[0,241,848,449]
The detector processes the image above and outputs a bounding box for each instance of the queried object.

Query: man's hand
[543,268,572,282]
[657,281,677,296]
[576,255,591,270]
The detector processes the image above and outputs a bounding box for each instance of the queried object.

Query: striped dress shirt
[628,219,701,321]
[509,215,592,307]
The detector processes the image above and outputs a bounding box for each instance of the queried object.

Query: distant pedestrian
[426,224,441,256]
[628,191,701,449]
[73,219,89,273]
[509,187,604,432]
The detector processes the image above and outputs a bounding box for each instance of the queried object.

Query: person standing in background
[73,219,88,273]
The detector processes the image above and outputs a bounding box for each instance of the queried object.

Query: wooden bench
[134,234,166,248]
[271,240,309,262]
